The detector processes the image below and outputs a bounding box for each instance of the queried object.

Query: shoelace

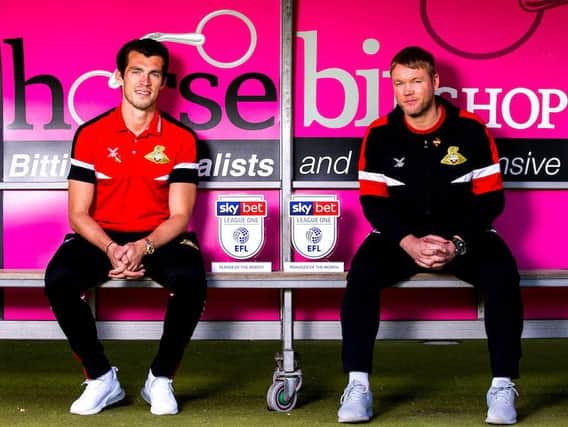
[490,383,519,404]
[340,382,368,404]
[77,377,108,399]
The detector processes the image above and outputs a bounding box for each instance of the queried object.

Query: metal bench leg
[266,288,303,412]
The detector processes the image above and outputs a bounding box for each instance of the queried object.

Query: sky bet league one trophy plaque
[285,194,343,272]
[212,194,271,273]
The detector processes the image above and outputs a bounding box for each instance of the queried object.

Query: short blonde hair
[390,46,436,79]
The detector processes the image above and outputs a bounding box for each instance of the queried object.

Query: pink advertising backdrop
[2,1,568,323]
[1,0,281,141]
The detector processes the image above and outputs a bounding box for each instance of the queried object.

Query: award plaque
[212,194,271,273]
[286,194,343,272]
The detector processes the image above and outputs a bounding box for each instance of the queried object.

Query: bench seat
[1,269,567,341]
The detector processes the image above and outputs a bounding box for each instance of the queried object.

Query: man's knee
[44,263,73,299]
[479,263,520,298]
[488,260,520,285]
[162,266,206,297]
[346,266,376,288]
[347,262,402,291]
[44,261,95,302]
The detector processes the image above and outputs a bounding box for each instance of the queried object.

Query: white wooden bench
[1,269,568,341]
[1,268,567,411]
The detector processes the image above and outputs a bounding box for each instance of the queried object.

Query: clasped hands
[106,240,147,279]
[400,234,457,270]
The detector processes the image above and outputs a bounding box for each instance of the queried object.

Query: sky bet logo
[289,200,340,216]
[216,200,267,217]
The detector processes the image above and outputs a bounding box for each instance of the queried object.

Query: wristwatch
[144,238,155,255]
[451,236,467,256]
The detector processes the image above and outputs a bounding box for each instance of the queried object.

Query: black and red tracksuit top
[358,96,505,245]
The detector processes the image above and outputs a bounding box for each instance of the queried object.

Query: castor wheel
[266,380,298,412]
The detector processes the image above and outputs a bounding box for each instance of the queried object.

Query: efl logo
[216,200,267,217]
[289,200,340,216]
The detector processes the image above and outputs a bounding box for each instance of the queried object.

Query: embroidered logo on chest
[107,147,122,163]
[144,145,170,164]
[393,157,406,168]
[441,146,467,165]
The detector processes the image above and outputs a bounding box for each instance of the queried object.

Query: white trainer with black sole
[141,370,179,415]
[70,367,125,415]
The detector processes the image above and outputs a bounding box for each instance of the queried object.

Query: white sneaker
[337,381,373,423]
[69,367,125,415]
[486,380,518,425]
[141,370,179,415]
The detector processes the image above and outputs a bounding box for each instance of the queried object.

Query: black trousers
[341,230,523,378]
[44,231,207,379]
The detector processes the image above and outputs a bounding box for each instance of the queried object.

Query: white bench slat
[0,269,567,288]
[3,320,568,340]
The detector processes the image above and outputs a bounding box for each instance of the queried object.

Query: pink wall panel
[3,289,55,320]
[496,190,568,269]
[97,288,280,321]
[522,288,568,320]
[3,191,70,269]
[294,289,478,321]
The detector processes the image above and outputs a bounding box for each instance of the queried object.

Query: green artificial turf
[1,339,568,426]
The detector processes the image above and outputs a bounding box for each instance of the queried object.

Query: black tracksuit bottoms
[341,230,523,378]
[44,231,206,379]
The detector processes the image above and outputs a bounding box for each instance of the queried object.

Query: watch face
[453,238,466,255]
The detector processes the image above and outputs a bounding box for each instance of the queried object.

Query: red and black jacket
[358,96,504,245]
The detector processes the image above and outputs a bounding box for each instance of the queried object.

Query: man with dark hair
[44,38,206,416]
[337,46,523,425]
